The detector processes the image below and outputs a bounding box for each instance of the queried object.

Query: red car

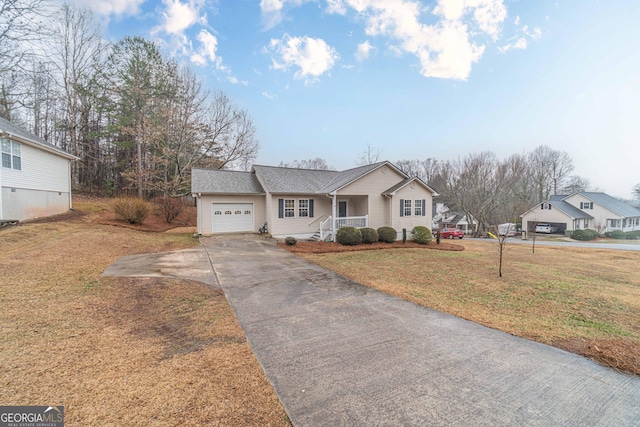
[439,228,464,239]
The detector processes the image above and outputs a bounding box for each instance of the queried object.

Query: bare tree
[355,144,382,165]
[528,145,574,200]
[632,183,640,201]
[279,158,334,170]
[562,175,591,194]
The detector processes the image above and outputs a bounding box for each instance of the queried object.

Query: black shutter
[309,199,314,218]
[422,199,426,216]
[400,199,404,217]
[278,199,284,218]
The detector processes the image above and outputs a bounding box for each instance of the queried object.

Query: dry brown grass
[0,199,288,426]
[299,239,640,375]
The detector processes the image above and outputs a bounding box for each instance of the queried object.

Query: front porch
[319,215,369,240]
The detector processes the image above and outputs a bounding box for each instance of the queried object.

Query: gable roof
[574,192,640,217]
[548,200,593,219]
[191,168,264,194]
[382,177,439,196]
[251,165,339,194]
[0,117,78,160]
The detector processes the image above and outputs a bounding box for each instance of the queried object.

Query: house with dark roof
[191,161,438,239]
[521,192,640,234]
[0,117,78,222]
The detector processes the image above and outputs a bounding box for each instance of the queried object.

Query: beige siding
[337,166,406,228]
[268,195,331,236]
[197,195,265,235]
[391,185,433,232]
[564,194,618,230]
[521,205,571,231]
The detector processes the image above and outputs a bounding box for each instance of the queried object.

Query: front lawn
[298,240,640,374]
[0,198,288,426]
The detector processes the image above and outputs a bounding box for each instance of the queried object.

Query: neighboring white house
[432,203,477,234]
[0,117,78,221]
[521,192,640,234]
[191,161,438,239]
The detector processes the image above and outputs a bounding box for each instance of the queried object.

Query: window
[299,199,309,217]
[214,211,222,215]
[404,199,412,217]
[235,210,242,215]
[244,210,251,215]
[1,139,20,170]
[541,202,551,210]
[284,199,295,218]
[580,202,593,210]
[584,219,589,228]
[414,200,423,216]
[608,219,621,228]
[225,210,232,215]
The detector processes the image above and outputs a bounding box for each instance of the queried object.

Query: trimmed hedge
[605,230,640,240]
[112,197,152,225]
[336,227,363,246]
[571,229,598,241]
[604,230,626,239]
[377,226,397,243]
[360,227,379,244]
[411,226,432,244]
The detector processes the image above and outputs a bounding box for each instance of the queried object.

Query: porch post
[331,193,337,237]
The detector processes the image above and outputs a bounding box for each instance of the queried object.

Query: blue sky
[74,0,639,199]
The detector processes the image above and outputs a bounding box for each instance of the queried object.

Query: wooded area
[1,1,259,197]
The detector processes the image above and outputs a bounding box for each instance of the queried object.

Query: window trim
[284,199,295,218]
[1,139,21,170]
[414,199,423,216]
[404,199,412,217]
[298,199,309,218]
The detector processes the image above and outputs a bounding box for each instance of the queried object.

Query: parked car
[498,223,518,237]
[535,223,557,234]
[440,228,464,239]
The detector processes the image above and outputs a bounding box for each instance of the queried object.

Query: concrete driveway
[202,234,640,427]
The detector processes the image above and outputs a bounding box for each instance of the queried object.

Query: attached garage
[212,203,254,233]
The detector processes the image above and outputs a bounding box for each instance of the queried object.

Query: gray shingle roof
[252,165,340,194]
[0,116,77,159]
[549,200,593,219]
[319,162,393,193]
[191,168,264,194]
[578,192,640,217]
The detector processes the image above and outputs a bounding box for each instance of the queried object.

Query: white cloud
[72,0,143,16]
[326,0,347,15]
[190,30,219,65]
[260,0,304,29]
[266,34,339,82]
[355,40,374,62]
[262,91,277,99]
[159,0,204,35]
[338,0,505,80]
[498,37,526,53]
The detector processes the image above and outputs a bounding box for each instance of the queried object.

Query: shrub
[625,230,640,240]
[112,197,152,225]
[336,227,363,246]
[284,236,297,246]
[360,227,379,244]
[605,230,626,240]
[153,196,183,223]
[571,229,598,241]
[411,226,432,244]
[377,226,397,243]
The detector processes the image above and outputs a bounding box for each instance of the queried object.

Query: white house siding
[268,195,331,237]
[563,194,619,231]
[1,143,72,221]
[197,195,265,235]
[391,185,433,234]
[521,207,571,232]
[337,166,405,229]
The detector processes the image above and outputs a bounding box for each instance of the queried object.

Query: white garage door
[212,203,254,233]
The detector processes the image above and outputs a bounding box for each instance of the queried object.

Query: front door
[338,200,348,218]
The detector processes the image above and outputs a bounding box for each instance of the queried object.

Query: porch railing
[320,215,369,241]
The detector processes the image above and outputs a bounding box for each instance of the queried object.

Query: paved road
[467,237,640,251]
[202,234,640,427]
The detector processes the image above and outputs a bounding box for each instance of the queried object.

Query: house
[431,203,477,234]
[521,192,640,234]
[0,117,78,222]
[191,161,438,239]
